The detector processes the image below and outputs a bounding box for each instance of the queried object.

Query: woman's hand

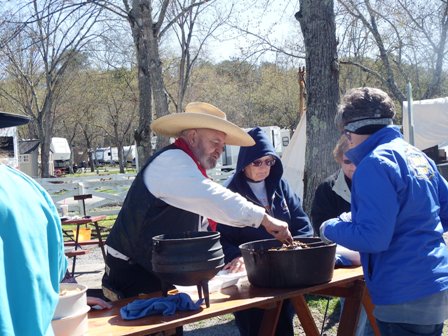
[87,296,112,309]
[223,257,245,273]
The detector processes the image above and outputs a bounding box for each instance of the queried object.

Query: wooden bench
[65,250,89,258]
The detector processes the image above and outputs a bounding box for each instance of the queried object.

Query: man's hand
[261,214,293,245]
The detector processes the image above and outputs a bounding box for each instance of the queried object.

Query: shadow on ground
[184,318,239,336]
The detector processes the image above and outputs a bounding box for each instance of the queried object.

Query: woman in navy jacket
[217,127,313,336]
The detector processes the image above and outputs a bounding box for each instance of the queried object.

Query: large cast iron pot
[240,237,336,288]
[152,231,224,306]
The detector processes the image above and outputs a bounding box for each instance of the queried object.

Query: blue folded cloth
[120,293,204,320]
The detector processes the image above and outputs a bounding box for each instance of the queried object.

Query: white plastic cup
[61,204,69,217]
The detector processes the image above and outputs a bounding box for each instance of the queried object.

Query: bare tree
[0,1,103,177]
[97,69,138,173]
[337,0,448,101]
[168,0,230,112]
[92,0,210,165]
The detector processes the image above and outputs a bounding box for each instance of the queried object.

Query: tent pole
[407,83,415,146]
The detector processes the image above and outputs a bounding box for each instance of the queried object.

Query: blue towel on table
[120,293,204,320]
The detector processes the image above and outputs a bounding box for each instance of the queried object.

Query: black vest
[105,144,200,272]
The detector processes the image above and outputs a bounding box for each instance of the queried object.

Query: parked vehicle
[0,126,19,169]
[104,147,119,163]
[123,145,136,163]
[50,137,71,175]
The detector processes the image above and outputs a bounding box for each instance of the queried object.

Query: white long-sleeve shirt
[144,149,265,229]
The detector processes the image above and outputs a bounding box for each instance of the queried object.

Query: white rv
[0,126,19,168]
[123,145,136,163]
[105,147,119,163]
[50,137,71,174]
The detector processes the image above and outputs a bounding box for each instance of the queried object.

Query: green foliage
[184,60,302,129]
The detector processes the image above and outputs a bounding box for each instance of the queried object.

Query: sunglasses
[342,159,352,165]
[251,158,276,167]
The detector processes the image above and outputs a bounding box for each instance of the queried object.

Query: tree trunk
[129,0,154,167]
[296,0,340,213]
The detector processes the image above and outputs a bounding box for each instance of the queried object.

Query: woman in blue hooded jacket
[217,127,313,336]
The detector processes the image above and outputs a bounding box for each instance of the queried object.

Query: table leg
[71,225,81,276]
[92,221,107,262]
[258,301,283,336]
[337,279,365,336]
[362,287,381,336]
[290,294,320,336]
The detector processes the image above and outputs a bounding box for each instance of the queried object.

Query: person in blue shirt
[217,126,313,336]
[321,87,448,336]
[0,112,68,336]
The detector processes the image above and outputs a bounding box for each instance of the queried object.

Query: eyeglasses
[344,130,352,142]
[251,158,276,167]
[342,159,352,165]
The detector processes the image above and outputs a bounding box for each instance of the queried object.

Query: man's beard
[195,142,218,170]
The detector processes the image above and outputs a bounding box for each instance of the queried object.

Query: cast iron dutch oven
[239,237,336,288]
[152,231,224,286]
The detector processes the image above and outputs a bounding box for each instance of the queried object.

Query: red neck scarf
[174,138,208,178]
[174,138,217,231]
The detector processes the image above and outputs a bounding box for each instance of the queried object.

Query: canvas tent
[402,97,448,150]
[282,114,307,200]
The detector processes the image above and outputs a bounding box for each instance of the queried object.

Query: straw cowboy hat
[150,102,255,146]
[0,111,30,128]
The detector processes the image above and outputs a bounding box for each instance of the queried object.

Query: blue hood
[232,127,283,181]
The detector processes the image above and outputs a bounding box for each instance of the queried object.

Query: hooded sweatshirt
[217,127,313,263]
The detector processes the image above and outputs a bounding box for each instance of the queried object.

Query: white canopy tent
[282,114,307,200]
[402,97,448,150]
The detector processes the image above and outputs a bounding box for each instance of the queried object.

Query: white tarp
[282,113,306,200]
[403,97,448,150]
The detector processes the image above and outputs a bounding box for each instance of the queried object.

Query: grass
[62,215,116,242]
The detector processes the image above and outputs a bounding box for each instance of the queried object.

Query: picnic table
[88,266,380,336]
[62,215,107,275]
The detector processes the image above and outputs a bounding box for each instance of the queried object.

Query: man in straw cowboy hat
[102,102,293,299]
[0,112,69,335]
[320,87,448,336]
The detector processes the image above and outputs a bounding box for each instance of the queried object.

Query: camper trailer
[123,145,136,163]
[50,137,71,174]
[258,126,283,156]
[104,147,119,163]
[0,126,19,169]
[280,129,291,149]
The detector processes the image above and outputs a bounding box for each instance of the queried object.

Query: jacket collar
[345,126,402,166]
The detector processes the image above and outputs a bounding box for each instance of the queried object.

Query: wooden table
[62,215,107,275]
[88,267,378,336]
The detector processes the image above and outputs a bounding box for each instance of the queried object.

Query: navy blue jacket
[217,127,313,263]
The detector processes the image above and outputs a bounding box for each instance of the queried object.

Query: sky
[197,0,302,63]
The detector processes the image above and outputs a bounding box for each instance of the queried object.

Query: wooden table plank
[87,267,365,336]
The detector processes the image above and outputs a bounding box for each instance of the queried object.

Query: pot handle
[153,240,161,253]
